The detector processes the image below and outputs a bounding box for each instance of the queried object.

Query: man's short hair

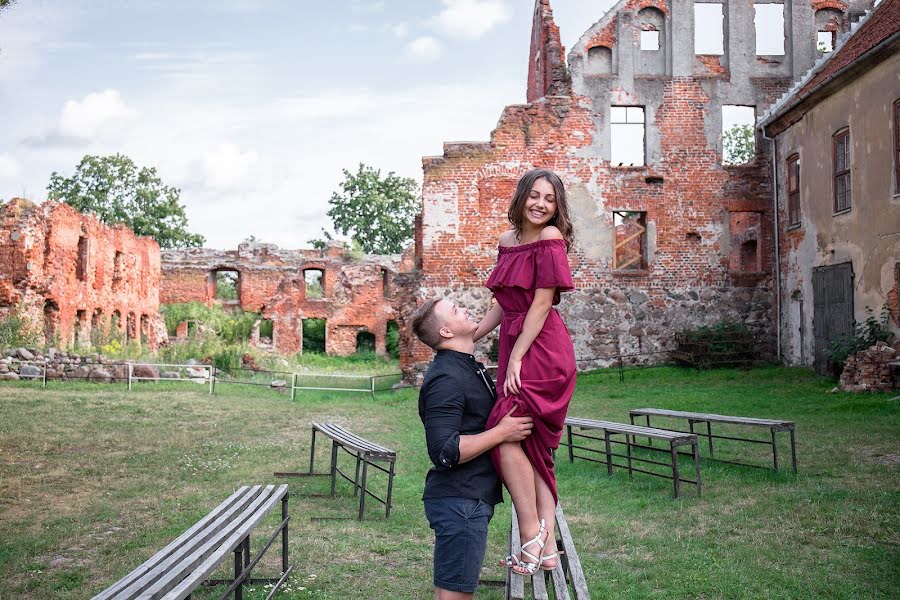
[411,298,444,350]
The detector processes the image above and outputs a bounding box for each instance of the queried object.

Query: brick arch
[812,0,847,12]
[475,164,531,181]
[631,0,670,16]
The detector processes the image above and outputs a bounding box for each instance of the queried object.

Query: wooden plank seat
[94,484,290,600]
[505,502,590,600]
[629,408,797,473]
[562,417,701,498]
[275,422,396,520]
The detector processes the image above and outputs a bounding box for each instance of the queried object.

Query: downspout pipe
[760,127,782,363]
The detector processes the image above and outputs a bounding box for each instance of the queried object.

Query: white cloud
[431,0,512,40]
[58,89,138,140]
[0,155,23,180]
[201,143,259,189]
[386,23,409,38]
[406,36,443,62]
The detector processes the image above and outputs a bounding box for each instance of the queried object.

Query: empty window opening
[754,3,785,55]
[76,236,88,281]
[833,128,851,212]
[126,312,137,344]
[140,314,149,346]
[817,31,834,53]
[694,3,724,55]
[302,318,326,353]
[787,154,800,226]
[213,270,240,303]
[74,309,87,348]
[304,269,324,299]
[113,251,124,291]
[722,106,756,165]
[252,318,275,349]
[111,310,122,334]
[43,300,60,346]
[613,211,647,271]
[381,268,391,296]
[740,240,760,272]
[355,330,376,354]
[91,309,103,346]
[640,29,659,51]
[610,106,645,167]
[386,320,399,359]
[587,45,612,75]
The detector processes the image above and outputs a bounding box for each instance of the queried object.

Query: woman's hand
[504,356,522,396]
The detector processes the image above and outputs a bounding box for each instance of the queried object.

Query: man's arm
[458,407,532,464]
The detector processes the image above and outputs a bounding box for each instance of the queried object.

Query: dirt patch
[871,453,900,466]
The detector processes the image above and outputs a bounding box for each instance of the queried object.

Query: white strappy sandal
[500,519,546,576]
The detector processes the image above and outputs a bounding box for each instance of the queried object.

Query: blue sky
[0,0,617,248]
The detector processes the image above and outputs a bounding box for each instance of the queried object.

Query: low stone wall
[839,341,899,393]
[0,347,207,382]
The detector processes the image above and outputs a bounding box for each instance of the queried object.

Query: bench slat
[555,503,589,600]
[630,408,793,428]
[508,504,525,599]
[132,485,280,599]
[93,486,253,600]
[565,417,696,443]
[160,485,288,600]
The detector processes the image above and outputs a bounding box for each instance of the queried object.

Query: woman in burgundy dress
[474,168,576,576]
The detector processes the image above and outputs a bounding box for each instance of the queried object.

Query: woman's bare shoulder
[498,230,518,247]
[539,225,563,240]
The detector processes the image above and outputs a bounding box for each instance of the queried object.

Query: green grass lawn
[0,366,897,599]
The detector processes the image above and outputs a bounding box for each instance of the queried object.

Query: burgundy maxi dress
[484,238,576,503]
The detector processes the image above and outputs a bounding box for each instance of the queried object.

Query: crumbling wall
[401,0,874,381]
[161,242,407,357]
[0,198,167,349]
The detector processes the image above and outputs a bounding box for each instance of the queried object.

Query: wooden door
[812,263,854,374]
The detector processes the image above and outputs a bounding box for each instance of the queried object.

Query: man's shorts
[424,496,495,593]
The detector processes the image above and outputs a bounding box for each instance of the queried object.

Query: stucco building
[759,0,900,373]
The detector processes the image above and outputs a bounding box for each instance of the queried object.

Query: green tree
[0,0,16,13]
[723,124,756,165]
[47,154,205,248]
[311,163,418,254]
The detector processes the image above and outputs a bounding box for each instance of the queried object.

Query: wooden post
[308,427,317,475]
[604,430,613,476]
[358,458,369,520]
[671,443,681,498]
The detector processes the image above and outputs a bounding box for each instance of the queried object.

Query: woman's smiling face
[522,177,557,228]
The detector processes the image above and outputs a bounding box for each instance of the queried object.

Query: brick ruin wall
[0,199,167,349]
[399,0,875,382]
[160,242,410,356]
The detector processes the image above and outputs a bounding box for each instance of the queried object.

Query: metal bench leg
[706,421,714,456]
[330,441,339,497]
[359,459,369,520]
[645,415,652,446]
[604,431,613,476]
[629,413,636,446]
[693,441,702,496]
[626,433,633,477]
[309,428,317,475]
[567,425,574,463]
[789,427,798,473]
[234,543,244,600]
[771,428,779,472]
[243,536,250,571]
[385,459,395,518]
[354,453,362,496]
[282,494,289,574]
[671,443,681,498]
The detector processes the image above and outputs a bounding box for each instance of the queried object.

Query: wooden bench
[562,417,701,498]
[505,502,590,600]
[275,422,396,520]
[629,408,797,473]
[94,484,290,600]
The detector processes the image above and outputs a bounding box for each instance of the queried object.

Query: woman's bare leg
[498,441,544,573]
[533,467,558,568]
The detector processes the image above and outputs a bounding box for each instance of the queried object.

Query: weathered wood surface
[629,408,794,429]
[565,417,696,444]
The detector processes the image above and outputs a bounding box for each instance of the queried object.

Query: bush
[385,321,399,359]
[824,305,894,371]
[0,307,38,349]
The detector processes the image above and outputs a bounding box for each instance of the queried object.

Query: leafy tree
[311,163,418,254]
[723,124,756,165]
[0,0,16,13]
[47,154,205,248]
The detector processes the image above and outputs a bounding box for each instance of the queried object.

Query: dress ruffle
[485,239,574,300]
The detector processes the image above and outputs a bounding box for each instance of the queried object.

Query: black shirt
[418,349,503,505]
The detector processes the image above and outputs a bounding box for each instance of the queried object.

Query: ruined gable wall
[0,199,166,349]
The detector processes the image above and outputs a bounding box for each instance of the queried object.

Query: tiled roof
[758,0,900,128]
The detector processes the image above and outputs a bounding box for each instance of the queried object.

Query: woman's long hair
[507,168,574,251]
